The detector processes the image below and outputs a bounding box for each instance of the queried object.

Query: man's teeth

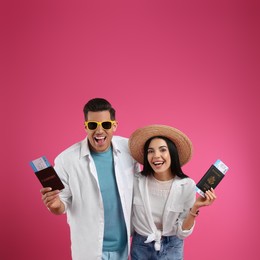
[95,136,105,140]
[95,136,105,142]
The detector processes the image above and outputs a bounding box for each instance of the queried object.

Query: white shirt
[54,136,139,260]
[132,172,196,251]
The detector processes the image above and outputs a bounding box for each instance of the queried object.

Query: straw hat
[128,124,193,166]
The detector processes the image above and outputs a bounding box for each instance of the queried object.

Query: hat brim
[128,124,193,166]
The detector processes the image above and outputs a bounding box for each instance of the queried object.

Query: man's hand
[40,187,65,214]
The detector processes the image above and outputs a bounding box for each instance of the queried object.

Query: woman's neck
[153,170,175,181]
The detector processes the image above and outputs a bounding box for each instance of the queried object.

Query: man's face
[85,111,117,153]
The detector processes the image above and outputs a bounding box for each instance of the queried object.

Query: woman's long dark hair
[141,136,189,179]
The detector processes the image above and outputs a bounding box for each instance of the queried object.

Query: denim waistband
[133,232,177,242]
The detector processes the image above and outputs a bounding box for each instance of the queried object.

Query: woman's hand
[194,188,217,209]
[182,188,217,230]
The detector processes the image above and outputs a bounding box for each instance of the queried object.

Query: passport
[30,156,64,190]
[196,159,229,197]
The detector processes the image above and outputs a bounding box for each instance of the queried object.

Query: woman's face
[147,137,172,179]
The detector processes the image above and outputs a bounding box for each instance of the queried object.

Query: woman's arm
[182,188,217,230]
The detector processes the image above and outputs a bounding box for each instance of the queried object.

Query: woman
[128,125,216,260]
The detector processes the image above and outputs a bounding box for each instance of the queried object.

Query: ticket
[30,156,51,172]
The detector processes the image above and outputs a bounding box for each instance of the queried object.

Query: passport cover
[196,164,225,193]
[34,166,65,190]
[30,156,64,190]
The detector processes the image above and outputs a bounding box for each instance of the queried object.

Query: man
[41,98,139,260]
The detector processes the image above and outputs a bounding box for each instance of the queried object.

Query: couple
[41,98,216,260]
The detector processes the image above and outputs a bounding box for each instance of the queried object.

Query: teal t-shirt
[91,147,127,251]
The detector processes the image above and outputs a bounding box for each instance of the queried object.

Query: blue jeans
[102,245,128,260]
[131,232,184,260]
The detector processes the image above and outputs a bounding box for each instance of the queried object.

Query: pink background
[1,0,259,259]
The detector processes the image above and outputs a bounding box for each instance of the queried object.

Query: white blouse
[132,172,196,251]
